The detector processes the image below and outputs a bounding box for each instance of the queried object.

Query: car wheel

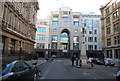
[38,70,42,77]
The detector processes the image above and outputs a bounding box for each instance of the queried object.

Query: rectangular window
[88,37,93,42]
[106,27,111,35]
[94,45,97,50]
[88,19,93,27]
[53,29,57,32]
[37,27,46,32]
[106,17,110,24]
[52,21,58,25]
[94,37,97,42]
[94,30,97,34]
[114,49,119,59]
[37,35,45,40]
[114,35,120,45]
[106,8,109,16]
[113,11,118,20]
[52,36,58,41]
[73,43,79,50]
[114,23,119,33]
[88,30,93,34]
[73,36,79,42]
[73,21,79,26]
[88,45,93,50]
[36,43,45,49]
[52,43,57,49]
[107,38,111,46]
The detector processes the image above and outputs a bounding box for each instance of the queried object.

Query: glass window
[106,17,110,24]
[88,37,93,42]
[73,21,79,26]
[60,37,68,41]
[52,43,57,49]
[94,37,97,42]
[88,19,93,27]
[88,30,93,34]
[52,21,58,25]
[61,32,68,36]
[88,45,93,50]
[52,36,58,41]
[37,35,45,40]
[73,43,79,50]
[73,36,79,42]
[36,43,45,49]
[94,45,97,50]
[53,29,57,32]
[37,27,46,32]
[53,16,58,19]
[106,27,111,35]
[74,30,78,33]
[13,62,24,72]
[107,38,111,46]
[94,30,97,34]
[114,23,119,33]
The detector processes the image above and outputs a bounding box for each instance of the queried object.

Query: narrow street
[37,58,118,80]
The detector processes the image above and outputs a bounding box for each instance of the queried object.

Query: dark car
[0,60,42,81]
[95,58,105,65]
[104,59,115,66]
[116,70,120,81]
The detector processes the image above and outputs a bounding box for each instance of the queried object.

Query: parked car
[104,59,115,66]
[116,70,120,81]
[95,58,105,65]
[0,60,42,81]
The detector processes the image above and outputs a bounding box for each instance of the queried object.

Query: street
[37,58,118,80]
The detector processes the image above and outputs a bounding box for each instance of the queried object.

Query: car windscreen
[2,63,13,74]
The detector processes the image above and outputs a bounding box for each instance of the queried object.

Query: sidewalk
[25,59,47,66]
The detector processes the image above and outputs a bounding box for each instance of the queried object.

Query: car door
[22,62,35,79]
[11,62,25,80]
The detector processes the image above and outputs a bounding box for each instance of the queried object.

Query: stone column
[4,37,11,54]
[15,41,19,52]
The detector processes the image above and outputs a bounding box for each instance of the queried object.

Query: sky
[37,0,109,19]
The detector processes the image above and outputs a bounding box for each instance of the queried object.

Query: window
[53,16,58,19]
[88,30,93,34]
[36,43,45,49]
[63,15,68,18]
[73,43,79,50]
[106,27,111,35]
[73,36,79,42]
[52,21,58,25]
[114,23,119,33]
[113,11,118,20]
[114,49,119,59]
[52,36,58,41]
[88,19,93,27]
[37,27,46,32]
[82,23,86,27]
[88,37,93,42]
[94,30,97,34]
[94,45,97,50]
[37,35,45,40]
[52,43,57,49]
[13,62,24,72]
[107,38,111,46]
[94,37,97,42]
[60,37,68,41]
[106,8,109,16]
[73,21,79,26]
[88,45,93,50]
[114,35,120,45]
[53,29,57,32]
[74,29,78,33]
[106,17,110,24]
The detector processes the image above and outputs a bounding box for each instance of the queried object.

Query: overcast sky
[37,0,109,19]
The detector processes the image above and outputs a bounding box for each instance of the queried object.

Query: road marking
[83,72,90,75]
[40,66,51,79]
[110,74,116,77]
